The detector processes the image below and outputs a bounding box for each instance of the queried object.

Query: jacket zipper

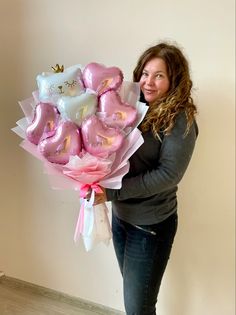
[133,224,157,235]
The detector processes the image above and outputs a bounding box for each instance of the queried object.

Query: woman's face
[139,57,170,104]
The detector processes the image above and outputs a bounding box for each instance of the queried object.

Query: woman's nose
[146,75,154,85]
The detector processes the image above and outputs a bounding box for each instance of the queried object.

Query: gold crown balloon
[51,64,64,73]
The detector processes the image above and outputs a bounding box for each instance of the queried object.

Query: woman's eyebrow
[143,69,165,74]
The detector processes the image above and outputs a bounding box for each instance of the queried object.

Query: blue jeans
[112,212,178,315]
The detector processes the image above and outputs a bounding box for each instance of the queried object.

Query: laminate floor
[0,277,122,315]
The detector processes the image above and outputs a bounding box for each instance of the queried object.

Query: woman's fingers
[94,192,107,205]
[83,187,107,205]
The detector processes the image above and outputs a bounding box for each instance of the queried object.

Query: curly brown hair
[133,42,197,137]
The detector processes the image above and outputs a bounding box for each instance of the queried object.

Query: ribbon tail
[74,200,85,243]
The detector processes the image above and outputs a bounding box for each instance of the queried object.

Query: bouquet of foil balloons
[12,62,148,251]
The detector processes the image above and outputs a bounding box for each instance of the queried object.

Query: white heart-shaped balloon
[57,91,98,127]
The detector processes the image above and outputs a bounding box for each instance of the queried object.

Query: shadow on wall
[0,1,33,189]
[0,0,39,273]
[158,81,235,315]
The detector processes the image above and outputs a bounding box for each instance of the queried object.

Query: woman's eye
[64,80,77,88]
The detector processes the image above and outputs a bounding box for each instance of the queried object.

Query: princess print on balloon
[12,62,148,251]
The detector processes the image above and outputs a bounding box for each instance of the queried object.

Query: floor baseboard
[0,275,124,315]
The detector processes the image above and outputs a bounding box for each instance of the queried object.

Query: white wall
[0,0,235,314]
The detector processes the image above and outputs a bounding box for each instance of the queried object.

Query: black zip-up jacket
[106,111,198,225]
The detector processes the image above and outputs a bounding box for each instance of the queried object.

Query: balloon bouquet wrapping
[12,63,148,251]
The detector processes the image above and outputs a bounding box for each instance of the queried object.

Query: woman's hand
[93,188,107,205]
[85,187,107,205]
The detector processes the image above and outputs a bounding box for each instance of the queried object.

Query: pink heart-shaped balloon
[82,63,123,95]
[26,102,59,145]
[99,91,137,129]
[38,121,82,164]
[81,115,124,157]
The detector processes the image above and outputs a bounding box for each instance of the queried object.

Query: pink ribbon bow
[80,183,103,198]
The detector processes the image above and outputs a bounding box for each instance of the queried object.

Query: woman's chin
[143,95,156,103]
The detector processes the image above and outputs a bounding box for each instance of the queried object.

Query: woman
[94,42,198,314]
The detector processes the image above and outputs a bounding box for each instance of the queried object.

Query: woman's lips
[144,89,156,94]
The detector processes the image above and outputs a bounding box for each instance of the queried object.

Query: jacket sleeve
[106,112,198,201]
